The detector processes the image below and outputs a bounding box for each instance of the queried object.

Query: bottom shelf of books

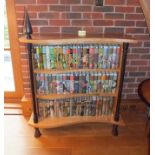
[28,96,125,128]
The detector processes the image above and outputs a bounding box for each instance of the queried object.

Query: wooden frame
[4,0,24,102]
[19,11,137,137]
[139,0,150,31]
[20,34,136,137]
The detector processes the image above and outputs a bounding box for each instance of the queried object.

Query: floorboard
[4,106,148,155]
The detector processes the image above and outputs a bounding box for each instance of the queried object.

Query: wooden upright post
[112,42,129,136]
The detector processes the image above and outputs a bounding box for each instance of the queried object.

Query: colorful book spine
[74,72,79,93]
[98,45,103,69]
[49,46,55,69]
[79,72,83,93]
[46,46,51,69]
[59,46,63,69]
[54,46,57,69]
[93,72,98,93]
[56,74,60,94]
[36,46,41,69]
[79,45,83,69]
[82,45,87,69]
[102,45,108,69]
[97,72,102,93]
[44,74,49,94]
[62,73,67,94]
[66,73,70,93]
[89,45,94,69]
[39,74,45,94]
[37,96,114,120]
[70,73,74,93]
[112,45,117,69]
[89,72,94,93]
[116,45,121,68]
[69,45,73,69]
[59,74,63,94]
[66,46,70,69]
[76,45,81,69]
[35,71,117,95]
[34,44,121,70]
[42,46,47,69]
[82,72,87,94]
[48,74,52,94]
[94,45,98,69]
[72,45,77,69]
[52,74,57,94]
[86,45,89,68]
[56,46,60,69]
[107,45,113,69]
[86,72,90,93]
[62,46,67,69]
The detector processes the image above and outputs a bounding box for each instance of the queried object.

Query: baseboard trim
[4,97,22,103]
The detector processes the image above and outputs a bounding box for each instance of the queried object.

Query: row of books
[33,44,121,70]
[38,96,114,120]
[35,72,117,94]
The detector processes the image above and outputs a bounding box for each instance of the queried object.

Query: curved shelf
[28,114,125,129]
[36,93,117,100]
[34,68,120,74]
[19,34,137,45]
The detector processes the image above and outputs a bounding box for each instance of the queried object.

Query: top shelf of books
[19,33,137,45]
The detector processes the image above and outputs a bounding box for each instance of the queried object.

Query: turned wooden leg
[34,128,41,138]
[112,124,118,136]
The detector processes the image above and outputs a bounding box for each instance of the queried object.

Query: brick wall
[15,0,150,99]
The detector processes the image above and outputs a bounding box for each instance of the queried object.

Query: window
[4,0,23,102]
[4,1,15,91]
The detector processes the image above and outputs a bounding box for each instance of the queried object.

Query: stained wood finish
[19,21,137,136]
[28,114,125,128]
[112,44,123,115]
[34,68,120,74]
[139,0,150,31]
[138,79,150,106]
[4,106,148,155]
[36,92,117,100]
[5,0,24,100]
[19,34,137,45]
[112,43,129,136]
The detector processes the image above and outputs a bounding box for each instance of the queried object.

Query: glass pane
[4,51,15,91]
[4,1,15,92]
[4,1,10,49]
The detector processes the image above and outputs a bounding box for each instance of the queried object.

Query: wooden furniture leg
[34,128,41,138]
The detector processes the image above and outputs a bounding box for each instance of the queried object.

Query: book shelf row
[33,44,121,70]
[35,71,118,95]
[38,96,114,121]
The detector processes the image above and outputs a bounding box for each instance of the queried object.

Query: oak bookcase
[19,11,137,137]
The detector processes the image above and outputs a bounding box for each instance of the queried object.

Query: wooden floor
[4,104,148,155]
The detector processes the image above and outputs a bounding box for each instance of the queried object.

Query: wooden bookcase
[19,12,137,137]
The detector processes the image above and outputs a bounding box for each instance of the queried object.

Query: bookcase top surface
[19,33,137,45]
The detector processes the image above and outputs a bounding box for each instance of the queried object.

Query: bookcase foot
[34,128,41,138]
[112,124,118,136]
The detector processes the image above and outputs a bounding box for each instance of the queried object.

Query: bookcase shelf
[19,11,137,138]
[34,68,120,74]
[36,93,117,100]
[19,33,137,45]
[28,113,125,129]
